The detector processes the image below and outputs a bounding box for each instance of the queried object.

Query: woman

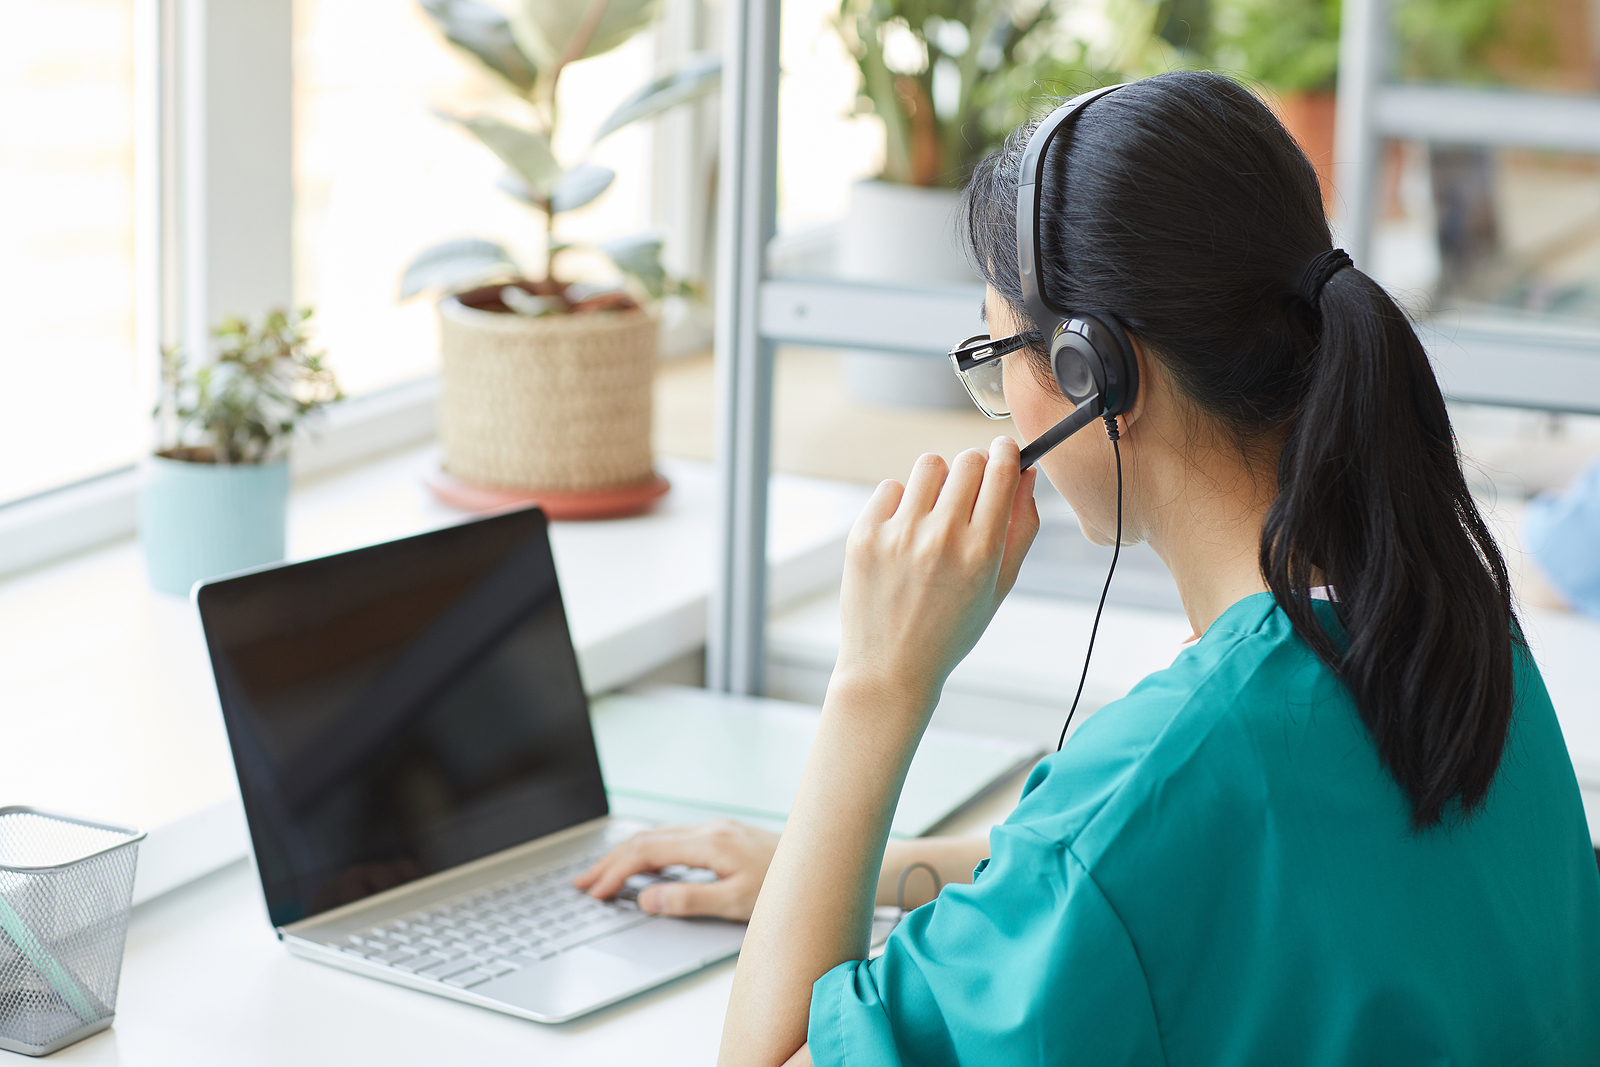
[577,72,1600,1065]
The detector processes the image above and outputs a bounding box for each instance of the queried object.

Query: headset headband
[1016,83,1128,333]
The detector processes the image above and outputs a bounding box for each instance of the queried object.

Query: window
[0,0,146,505]
[292,0,656,397]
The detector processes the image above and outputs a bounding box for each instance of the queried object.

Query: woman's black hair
[963,71,1517,829]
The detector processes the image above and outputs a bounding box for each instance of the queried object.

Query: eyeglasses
[947,332,1032,419]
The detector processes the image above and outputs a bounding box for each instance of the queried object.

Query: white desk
[26,766,1030,1065]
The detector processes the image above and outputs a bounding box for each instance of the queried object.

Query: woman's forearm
[717,672,937,1067]
[879,836,990,908]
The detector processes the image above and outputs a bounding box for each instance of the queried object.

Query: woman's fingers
[995,467,1041,599]
[930,447,990,525]
[638,878,758,922]
[897,453,950,517]
[574,820,780,910]
[577,828,727,900]
[857,478,904,527]
[970,437,1022,538]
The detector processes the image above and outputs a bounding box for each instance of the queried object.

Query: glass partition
[1370,141,1600,328]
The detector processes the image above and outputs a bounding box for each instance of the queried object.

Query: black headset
[1014,85,1136,751]
[1016,83,1140,471]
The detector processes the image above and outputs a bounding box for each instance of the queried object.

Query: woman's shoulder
[1004,591,1350,853]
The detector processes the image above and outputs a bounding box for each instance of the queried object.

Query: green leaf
[499,164,613,213]
[593,53,721,142]
[599,232,666,300]
[495,169,537,205]
[439,112,563,199]
[399,237,520,299]
[550,163,616,213]
[417,0,538,93]
[509,0,663,69]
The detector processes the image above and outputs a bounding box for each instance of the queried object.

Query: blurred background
[4,0,1599,517]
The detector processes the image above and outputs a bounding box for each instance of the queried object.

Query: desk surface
[27,767,1031,1066]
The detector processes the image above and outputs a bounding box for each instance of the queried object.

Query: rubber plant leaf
[550,163,616,213]
[593,53,721,143]
[399,237,520,299]
[417,0,538,93]
[509,0,663,69]
[440,112,564,199]
[495,169,537,205]
[599,232,666,300]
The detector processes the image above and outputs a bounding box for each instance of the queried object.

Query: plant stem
[543,198,557,282]
[544,0,612,121]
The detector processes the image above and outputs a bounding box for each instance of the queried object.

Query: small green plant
[399,0,720,312]
[155,309,344,465]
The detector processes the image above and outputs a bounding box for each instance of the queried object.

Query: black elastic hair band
[1299,247,1353,306]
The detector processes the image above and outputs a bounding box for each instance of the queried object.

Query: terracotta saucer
[424,468,671,521]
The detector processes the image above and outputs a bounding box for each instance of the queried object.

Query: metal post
[1332,0,1387,267]
[706,0,780,695]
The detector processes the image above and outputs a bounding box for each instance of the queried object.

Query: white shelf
[1374,84,1600,155]
[759,277,985,355]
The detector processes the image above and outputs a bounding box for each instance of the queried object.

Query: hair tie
[1299,247,1353,306]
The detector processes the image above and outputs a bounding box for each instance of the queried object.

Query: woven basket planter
[436,294,660,507]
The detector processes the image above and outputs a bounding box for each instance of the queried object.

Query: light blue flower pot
[140,455,290,597]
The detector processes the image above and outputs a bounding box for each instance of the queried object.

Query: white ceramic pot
[837,180,979,409]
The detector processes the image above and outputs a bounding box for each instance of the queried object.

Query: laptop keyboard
[330,849,649,990]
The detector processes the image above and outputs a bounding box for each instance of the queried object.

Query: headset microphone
[1019,397,1102,471]
[1012,84,1135,750]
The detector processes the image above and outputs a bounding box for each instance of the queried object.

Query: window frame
[0,0,723,582]
[0,0,440,579]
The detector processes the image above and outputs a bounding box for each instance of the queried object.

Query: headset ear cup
[1071,314,1139,418]
[1050,331,1097,403]
[1105,318,1138,418]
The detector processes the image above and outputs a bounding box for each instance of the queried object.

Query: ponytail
[961,71,1518,829]
[1263,266,1516,829]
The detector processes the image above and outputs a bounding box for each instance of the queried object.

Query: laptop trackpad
[586,917,745,970]
[477,919,745,1021]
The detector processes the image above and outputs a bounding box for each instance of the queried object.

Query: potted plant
[401,0,719,519]
[142,309,342,597]
[830,0,1158,406]
[1210,0,1341,210]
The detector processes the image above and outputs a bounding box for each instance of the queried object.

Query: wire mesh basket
[0,807,145,1056]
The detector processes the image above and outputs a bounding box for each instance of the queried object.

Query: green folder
[592,685,1041,838]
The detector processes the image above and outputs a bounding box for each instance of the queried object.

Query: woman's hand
[573,820,779,921]
[834,437,1039,709]
[717,439,1036,1067]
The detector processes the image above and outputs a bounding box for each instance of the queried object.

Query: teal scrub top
[810,592,1600,1066]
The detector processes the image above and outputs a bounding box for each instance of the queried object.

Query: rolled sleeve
[808,825,1165,1067]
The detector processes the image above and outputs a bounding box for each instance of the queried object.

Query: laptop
[194,506,746,1024]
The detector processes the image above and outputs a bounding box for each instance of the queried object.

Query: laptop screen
[197,507,608,927]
